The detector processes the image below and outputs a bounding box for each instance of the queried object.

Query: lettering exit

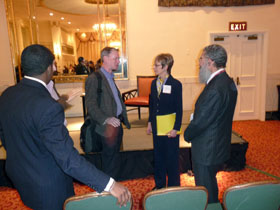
[229,22,247,31]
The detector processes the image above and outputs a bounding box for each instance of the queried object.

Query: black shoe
[152,186,163,191]
[187,170,194,176]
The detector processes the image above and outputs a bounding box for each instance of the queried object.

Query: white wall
[126,0,280,111]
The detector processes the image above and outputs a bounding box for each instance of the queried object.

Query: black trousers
[153,135,180,188]
[192,161,223,203]
[101,125,123,179]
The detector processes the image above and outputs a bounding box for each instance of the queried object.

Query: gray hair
[203,44,227,68]
[100,47,118,62]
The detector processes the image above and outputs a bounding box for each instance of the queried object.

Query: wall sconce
[54,43,62,60]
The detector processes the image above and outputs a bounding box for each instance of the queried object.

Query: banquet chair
[223,180,280,210]
[122,75,156,119]
[63,192,133,210]
[143,186,222,210]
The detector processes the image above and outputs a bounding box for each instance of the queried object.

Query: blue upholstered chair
[143,186,222,210]
[223,181,280,210]
[63,192,132,210]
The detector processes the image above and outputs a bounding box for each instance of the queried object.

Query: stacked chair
[64,192,132,210]
[143,186,222,210]
[222,180,280,210]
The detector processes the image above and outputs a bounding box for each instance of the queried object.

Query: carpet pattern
[0,120,279,210]
[232,120,280,178]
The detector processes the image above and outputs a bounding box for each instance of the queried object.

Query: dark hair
[154,53,174,75]
[21,44,54,76]
[203,44,227,68]
[78,57,84,63]
[101,47,118,62]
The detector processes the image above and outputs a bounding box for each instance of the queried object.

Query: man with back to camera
[75,56,89,75]
[184,44,237,203]
[0,44,131,210]
[85,47,131,179]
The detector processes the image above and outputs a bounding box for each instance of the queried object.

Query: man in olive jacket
[85,47,130,179]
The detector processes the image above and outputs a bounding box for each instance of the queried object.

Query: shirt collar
[24,76,47,88]
[100,67,114,80]
[207,68,225,84]
[157,75,169,84]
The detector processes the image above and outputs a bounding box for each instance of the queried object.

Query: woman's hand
[147,122,152,135]
[167,129,177,138]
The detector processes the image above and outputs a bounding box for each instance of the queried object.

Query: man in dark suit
[0,44,130,210]
[75,56,89,75]
[85,47,130,179]
[184,44,237,203]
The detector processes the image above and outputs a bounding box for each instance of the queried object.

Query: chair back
[137,76,156,97]
[223,181,280,210]
[64,192,133,210]
[143,186,208,210]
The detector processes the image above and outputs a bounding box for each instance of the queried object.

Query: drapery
[75,32,100,63]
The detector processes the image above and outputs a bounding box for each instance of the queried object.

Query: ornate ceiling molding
[158,0,275,7]
[85,0,118,4]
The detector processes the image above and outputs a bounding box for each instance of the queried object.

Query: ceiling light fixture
[93,23,116,32]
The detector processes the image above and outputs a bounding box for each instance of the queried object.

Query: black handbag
[80,71,103,153]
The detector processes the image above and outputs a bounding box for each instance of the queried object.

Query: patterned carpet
[0,120,279,210]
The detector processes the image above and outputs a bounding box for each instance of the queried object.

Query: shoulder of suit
[167,76,182,86]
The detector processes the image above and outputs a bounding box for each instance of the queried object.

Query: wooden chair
[223,180,280,210]
[122,75,156,119]
[143,186,222,210]
[63,192,133,210]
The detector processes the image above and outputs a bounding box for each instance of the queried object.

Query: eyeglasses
[153,64,162,68]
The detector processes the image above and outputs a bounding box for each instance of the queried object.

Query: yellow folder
[156,113,182,136]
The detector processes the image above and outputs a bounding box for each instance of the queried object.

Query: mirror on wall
[4,0,127,81]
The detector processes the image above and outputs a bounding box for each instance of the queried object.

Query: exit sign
[229,22,247,31]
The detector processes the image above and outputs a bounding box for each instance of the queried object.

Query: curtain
[75,32,100,63]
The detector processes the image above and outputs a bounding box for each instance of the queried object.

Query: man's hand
[110,181,131,207]
[105,117,120,127]
[57,96,72,110]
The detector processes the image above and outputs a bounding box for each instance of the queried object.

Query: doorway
[210,32,267,121]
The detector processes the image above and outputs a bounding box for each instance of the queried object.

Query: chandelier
[92,23,117,37]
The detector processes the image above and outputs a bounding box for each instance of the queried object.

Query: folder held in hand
[156,113,182,136]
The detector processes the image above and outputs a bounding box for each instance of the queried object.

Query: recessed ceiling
[9,0,125,32]
[40,0,120,15]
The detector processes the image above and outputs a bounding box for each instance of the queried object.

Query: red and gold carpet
[0,120,279,210]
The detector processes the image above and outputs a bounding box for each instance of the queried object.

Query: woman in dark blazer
[147,53,183,189]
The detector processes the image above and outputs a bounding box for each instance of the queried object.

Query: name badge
[162,85,171,94]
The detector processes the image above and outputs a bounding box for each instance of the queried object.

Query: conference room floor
[66,110,192,154]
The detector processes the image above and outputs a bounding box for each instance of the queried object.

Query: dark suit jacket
[0,78,110,210]
[85,70,130,137]
[75,63,89,75]
[184,72,237,166]
[149,75,182,135]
